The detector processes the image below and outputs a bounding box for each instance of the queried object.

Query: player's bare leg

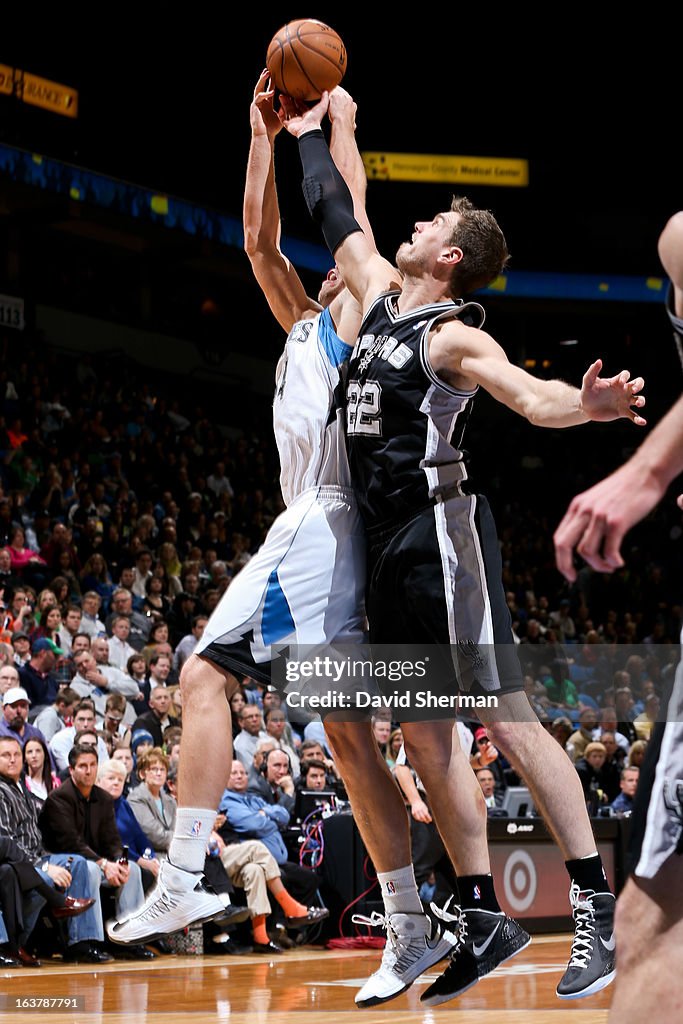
[324,716,458,1006]
[107,654,240,944]
[400,720,530,1007]
[608,859,683,1023]
[481,691,616,999]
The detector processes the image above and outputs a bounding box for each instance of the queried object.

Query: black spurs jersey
[346,291,485,528]
[666,282,683,373]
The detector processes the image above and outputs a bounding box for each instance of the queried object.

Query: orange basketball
[266,19,347,101]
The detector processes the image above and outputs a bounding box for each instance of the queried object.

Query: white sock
[377,864,423,915]
[168,808,217,872]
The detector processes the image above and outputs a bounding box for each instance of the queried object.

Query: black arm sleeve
[298,129,363,255]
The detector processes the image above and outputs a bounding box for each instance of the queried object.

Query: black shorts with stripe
[365,494,524,702]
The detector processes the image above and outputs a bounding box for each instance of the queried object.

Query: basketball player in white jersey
[281,93,648,1007]
[556,211,683,1024]
[106,74,377,944]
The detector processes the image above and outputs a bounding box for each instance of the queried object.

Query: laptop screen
[296,789,337,821]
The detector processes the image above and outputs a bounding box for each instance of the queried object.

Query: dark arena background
[0,19,679,1023]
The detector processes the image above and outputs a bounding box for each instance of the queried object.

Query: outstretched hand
[250,69,281,141]
[553,460,664,581]
[580,359,646,425]
[278,91,330,137]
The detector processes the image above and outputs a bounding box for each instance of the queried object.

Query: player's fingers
[601,528,626,571]
[677,493,683,510]
[576,512,614,572]
[314,91,331,115]
[278,93,297,120]
[254,69,270,97]
[627,400,647,425]
[629,376,645,394]
[553,509,589,581]
[582,359,602,387]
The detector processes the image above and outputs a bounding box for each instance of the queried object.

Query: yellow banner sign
[21,72,78,118]
[0,64,14,95]
[362,151,528,187]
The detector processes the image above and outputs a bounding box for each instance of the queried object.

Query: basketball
[266,19,346,102]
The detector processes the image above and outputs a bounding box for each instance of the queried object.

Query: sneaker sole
[106,905,226,946]
[421,934,532,1007]
[556,968,616,1000]
[355,938,455,1008]
[356,979,412,1008]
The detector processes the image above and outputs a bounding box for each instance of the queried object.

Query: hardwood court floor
[0,934,611,1024]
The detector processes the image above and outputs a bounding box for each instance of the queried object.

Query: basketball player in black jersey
[556,211,683,1024]
[281,92,648,1006]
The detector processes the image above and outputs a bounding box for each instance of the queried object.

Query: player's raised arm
[279,92,399,311]
[328,87,376,249]
[243,71,315,332]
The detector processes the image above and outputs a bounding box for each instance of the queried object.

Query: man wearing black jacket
[0,735,103,962]
[39,744,152,960]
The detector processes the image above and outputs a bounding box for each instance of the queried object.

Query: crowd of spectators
[0,332,680,961]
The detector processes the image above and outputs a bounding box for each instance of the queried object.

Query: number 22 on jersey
[347,379,382,436]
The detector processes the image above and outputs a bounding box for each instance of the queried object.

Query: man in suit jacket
[39,744,151,959]
[247,747,296,813]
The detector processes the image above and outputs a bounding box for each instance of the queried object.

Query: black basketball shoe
[556,883,616,999]
[420,899,531,1006]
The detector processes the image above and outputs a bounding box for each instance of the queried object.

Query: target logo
[503,850,537,913]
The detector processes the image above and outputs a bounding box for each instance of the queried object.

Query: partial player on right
[555,210,683,1024]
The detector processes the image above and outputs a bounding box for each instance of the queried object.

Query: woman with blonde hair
[157,543,182,595]
[628,739,648,768]
[34,588,58,622]
[385,728,404,770]
[97,759,160,889]
[166,684,183,723]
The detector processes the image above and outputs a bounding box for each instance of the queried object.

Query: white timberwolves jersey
[273,306,352,505]
[194,304,366,684]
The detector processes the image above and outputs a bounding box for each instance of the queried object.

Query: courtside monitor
[296,789,337,821]
[502,786,536,818]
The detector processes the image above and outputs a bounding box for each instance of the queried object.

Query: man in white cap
[0,687,49,749]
